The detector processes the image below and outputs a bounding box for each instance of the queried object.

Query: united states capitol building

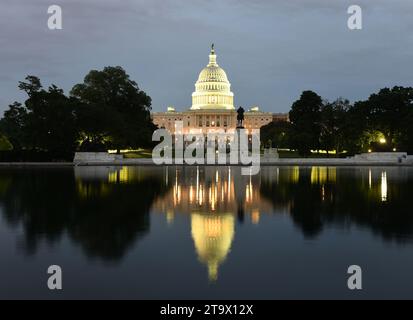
[152,45,288,135]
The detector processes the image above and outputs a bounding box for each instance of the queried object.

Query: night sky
[1,0,412,113]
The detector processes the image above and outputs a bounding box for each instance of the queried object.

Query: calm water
[0,165,413,299]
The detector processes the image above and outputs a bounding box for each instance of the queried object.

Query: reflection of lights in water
[189,185,194,203]
[215,183,218,209]
[76,181,110,198]
[290,167,300,183]
[173,185,181,205]
[246,184,252,203]
[151,167,274,280]
[174,169,182,205]
[199,184,204,206]
[368,169,372,189]
[108,167,129,183]
[209,185,217,211]
[106,166,148,184]
[175,169,178,189]
[321,185,325,201]
[251,209,260,225]
[311,167,337,184]
[381,171,388,202]
[228,168,231,200]
[174,170,181,205]
[221,184,224,202]
[166,209,174,225]
[196,166,199,204]
[191,213,234,281]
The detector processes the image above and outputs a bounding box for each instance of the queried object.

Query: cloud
[0,0,412,114]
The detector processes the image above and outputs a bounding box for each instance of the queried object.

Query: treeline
[0,66,155,161]
[2,67,412,160]
[261,88,413,156]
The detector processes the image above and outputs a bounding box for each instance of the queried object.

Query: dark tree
[71,66,155,152]
[0,102,28,150]
[1,76,78,159]
[403,109,413,153]
[260,121,292,148]
[289,91,323,156]
[320,98,351,155]
[18,75,42,95]
[0,133,13,151]
[364,86,413,148]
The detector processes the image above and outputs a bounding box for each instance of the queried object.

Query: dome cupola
[191,45,235,110]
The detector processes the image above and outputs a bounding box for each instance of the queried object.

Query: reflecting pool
[0,166,413,299]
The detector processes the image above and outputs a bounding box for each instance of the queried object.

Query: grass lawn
[122,149,153,159]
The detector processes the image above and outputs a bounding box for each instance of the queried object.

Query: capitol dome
[191,45,235,110]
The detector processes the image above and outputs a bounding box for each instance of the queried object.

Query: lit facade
[152,46,288,135]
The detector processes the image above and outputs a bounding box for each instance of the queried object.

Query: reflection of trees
[260,167,413,243]
[260,168,326,237]
[0,167,168,262]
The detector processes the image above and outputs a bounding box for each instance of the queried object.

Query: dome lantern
[208,43,217,66]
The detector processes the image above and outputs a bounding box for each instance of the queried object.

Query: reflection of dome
[191,45,234,110]
[191,212,234,281]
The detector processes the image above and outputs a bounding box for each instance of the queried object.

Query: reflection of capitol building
[73,165,273,280]
[191,213,234,281]
[152,45,288,135]
[154,167,272,217]
[70,165,398,280]
[152,166,272,280]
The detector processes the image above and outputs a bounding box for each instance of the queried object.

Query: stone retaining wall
[73,152,123,164]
